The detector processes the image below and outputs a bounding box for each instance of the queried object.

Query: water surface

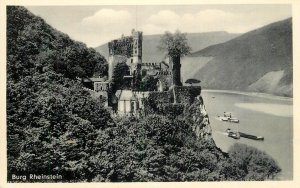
[201,90,293,180]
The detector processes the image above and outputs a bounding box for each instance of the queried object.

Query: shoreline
[202,89,293,102]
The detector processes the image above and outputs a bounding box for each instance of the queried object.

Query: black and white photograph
[3,1,299,186]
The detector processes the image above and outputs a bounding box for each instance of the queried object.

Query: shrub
[225,143,281,180]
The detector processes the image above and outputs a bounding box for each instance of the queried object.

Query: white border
[1,0,299,188]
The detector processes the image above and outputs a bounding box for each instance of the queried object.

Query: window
[130,101,135,113]
[124,100,126,113]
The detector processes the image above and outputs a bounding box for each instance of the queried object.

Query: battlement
[108,29,142,58]
[108,37,133,57]
[108,29,143,85]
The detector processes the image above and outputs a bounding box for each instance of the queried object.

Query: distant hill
[186,18,292,97]
[95,32,240,62]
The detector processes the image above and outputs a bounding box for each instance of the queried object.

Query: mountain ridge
[186,18,292,97]
[95,31,240,62]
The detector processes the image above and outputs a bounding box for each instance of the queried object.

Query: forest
[7,6,281,182]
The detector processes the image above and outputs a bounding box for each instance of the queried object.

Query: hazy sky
[26,5,291,47]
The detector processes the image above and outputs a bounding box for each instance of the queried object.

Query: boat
[239,132,264,141]
[226,129,264,141]
[217,112,239,123]
[218,116,229,121]
[226,128,240,139]
[228,117,239,123]
[228,131,240,139]
[224,112,236,117]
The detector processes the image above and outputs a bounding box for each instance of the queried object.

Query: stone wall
[172,86,201,105]
[142,86,201,115]
[108,37,133,57]
[94,82,109,92]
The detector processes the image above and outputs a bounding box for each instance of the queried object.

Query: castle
[82,29,201,115]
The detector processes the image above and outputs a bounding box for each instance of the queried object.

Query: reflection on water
[201,90,293,180]
[235,103,293,117]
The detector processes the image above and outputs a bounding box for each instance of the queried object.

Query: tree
[6,6,111,182]
[139,75,158,91]
[158,30,191,86]
[225,143,281,180]
[110,62,130,92]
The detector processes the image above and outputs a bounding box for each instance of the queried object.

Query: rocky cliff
[185,95,212,140]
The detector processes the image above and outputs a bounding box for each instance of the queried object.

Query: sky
[26,5,291,47]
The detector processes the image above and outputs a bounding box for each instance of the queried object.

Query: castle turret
[131,29,143,89]
[107,36,132,81]
[131,29,142,65]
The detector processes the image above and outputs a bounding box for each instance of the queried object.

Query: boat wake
[214,130,228,136]
[214,117,223,121]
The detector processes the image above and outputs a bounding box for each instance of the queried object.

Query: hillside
[188,18,292,97]
[7,6,113,181]
[95,32,240,62]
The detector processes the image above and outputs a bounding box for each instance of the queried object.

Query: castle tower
[170,55,182,86]
[131,29,143,89]
[131,29,142,65]
[107,30,143,89]
[108,40,117,81]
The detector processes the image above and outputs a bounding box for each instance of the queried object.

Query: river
[201,90,293,180]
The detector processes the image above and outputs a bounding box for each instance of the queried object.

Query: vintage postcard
[1,0,299,188]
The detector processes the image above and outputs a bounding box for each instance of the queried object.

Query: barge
[239,132,264,141]
[226,129,264,141]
